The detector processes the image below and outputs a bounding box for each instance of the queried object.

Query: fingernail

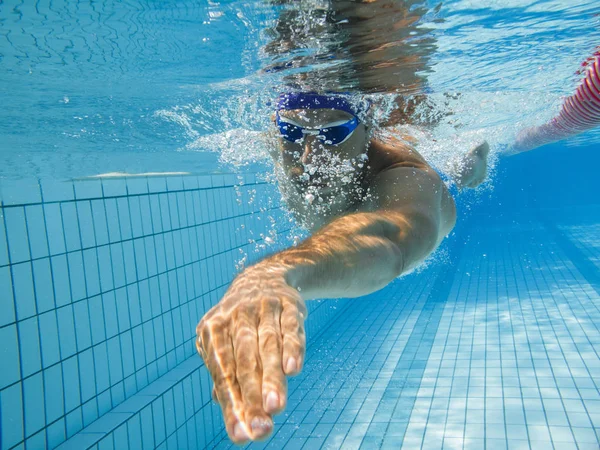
[285,357,297,374]
[266,391,279,411]
[251,417,272,435]
[234,422,248,441]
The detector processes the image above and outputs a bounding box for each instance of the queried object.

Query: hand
[196,265,307,444]
[454,141,490,189]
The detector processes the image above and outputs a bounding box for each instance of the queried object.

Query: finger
[201,320,249,444]
[233,306,273,440]
[258,299,287,415]
[280,298,307,376]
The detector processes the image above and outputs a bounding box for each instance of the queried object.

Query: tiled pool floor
[214,207,600,449]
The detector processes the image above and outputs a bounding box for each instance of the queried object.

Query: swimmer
[196,92,489,444]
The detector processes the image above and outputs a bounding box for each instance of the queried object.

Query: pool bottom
[210,205,600,450]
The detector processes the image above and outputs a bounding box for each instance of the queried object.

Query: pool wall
[0,174,351,450]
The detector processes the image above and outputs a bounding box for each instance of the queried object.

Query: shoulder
[366,125,433,176]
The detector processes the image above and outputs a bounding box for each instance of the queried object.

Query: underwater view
[1,0,600,449]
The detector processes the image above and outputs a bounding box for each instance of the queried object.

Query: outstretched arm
[196,164,455,444]
[272,166,456,299]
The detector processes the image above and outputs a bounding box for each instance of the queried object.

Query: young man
[196,93,488,444]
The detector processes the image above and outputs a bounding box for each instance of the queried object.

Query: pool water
[1,0,600,449]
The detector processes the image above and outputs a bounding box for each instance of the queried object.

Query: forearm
[251,210,440,301]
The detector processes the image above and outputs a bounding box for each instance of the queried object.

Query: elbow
[387,239,405,279]
[378,210,441,272]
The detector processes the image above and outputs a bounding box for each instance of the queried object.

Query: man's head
[273,93,369,196]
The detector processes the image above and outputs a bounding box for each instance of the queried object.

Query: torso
[279,128,434,232]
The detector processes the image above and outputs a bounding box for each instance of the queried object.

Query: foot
[452,141,489,189]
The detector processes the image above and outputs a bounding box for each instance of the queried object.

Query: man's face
[274,108,369,198]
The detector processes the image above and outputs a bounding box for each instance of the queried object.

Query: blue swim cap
[276,92,359,117]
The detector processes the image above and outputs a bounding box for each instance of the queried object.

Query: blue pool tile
[0,324,21,389]
[23,372,46,438]
[106,336,124,385]
[97,245,114,292]
[110,244,126,289]
[176,192,188,227]
[145,236,157,276]
[197,175,211,189]
[25,205,49,259]
[103,292,119,339]
[74,180,102,200]
[117,198,132,240]
[133,238,148,280]
[26,429,47,450]
[0,211,8,267]
[149,195,163,233]
[44,203,66,255]
[211,175,225,188]
[1,180,42,206]
[82,398,100,427]
[139,196,154,236]
[1,383,24,448]
[88,295,106,345]
[152,397,167,445]
[142,321,157,363]
[66,407,83,439]
[60,202,82,252]
[104,199,121,242]
[4,206,31,263]
[243,173,256,185]
[159,194,172,231]
[67,251,87,301]
[91,200,109,246]
[113,288,130,334]
[46,417,67,449]
[44,364,65,423]
[131,326,147,372]
[38,310,61,368]
[17,317,41,378]
[57,305,77,359]
[0,266,15,326]
[128,177,150,195]
[129,196,143,238]
[168,193,180,229]
[55,432,105,450]
[83,248,101,297]
[138,279,152,323]
[84,412,131,434]
[126,284,142,329]
[572,426,599,444]
[166,176,184,192]
[222,174,236,187]
[122,241,137,284]
[79,349,97,403]
[163,391,177,436]
[127,414,142,448]
[73,300,92,350]
[32,257,55,313]
[183,176,198,191]
[63,356,82,412]
[101,179,127,198]
[40,179,74,203]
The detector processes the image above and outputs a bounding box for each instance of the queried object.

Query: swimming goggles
[275,112,360,146]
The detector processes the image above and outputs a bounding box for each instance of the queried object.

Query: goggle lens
[276,115,358,145]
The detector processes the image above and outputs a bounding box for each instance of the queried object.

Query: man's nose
[301,135,320,165]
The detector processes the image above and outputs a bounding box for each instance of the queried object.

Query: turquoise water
[1,1,600,449]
